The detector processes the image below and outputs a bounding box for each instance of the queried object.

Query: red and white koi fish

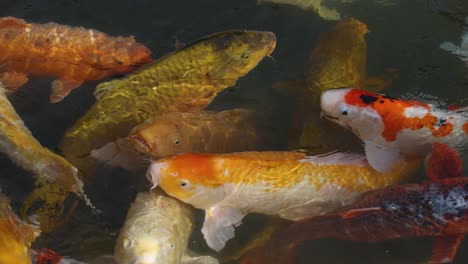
[147,151,421,252]
[320,88,468,172]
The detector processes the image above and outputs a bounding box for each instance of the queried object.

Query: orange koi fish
[321,88,468,172]
[147,151,421,252]
[0,16,152,102]
[241,143,467,264]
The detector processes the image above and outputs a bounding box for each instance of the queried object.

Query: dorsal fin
[222,151,306,162]
[0,17,28,29]
[93,79,124,100]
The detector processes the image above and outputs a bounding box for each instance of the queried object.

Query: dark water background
[0,0,467,263]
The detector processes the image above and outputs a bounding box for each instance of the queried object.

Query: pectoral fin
[0,71,29,91]
[278,200,331,221]
[181,253,219,264]
[339,207,382,219]
[50,79,84,103]
[201,206,244,252]
[425,142,462,180]
[429,235,464,263]
[364,140,401,173]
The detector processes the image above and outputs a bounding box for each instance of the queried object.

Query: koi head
[320,88,384,137]
[128,116,187,159]
[114,193,188,264]
[147,153,225,209]
[177,30,276,81]
[98,37,153,74]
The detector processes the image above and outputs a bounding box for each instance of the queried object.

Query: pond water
[0,0,467,263]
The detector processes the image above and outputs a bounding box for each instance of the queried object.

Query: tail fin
[425,142,462,180]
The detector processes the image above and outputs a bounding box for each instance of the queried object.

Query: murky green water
[0,0,467,263]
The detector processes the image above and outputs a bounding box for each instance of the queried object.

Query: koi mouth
[320,110,339,121]
[128,134,153,154]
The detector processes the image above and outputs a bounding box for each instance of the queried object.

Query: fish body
[440,16,468,67]
[0,83,86,231]
[257,0,341,21]
[148,151,421,251]
[129,109,263,159]
[114,191,218,264]
[0,192,40,264]
[59,30,276,167]
[321,88,468,172]
[0,16,152,102]
[278,18,397,150]
[242,177,468,264]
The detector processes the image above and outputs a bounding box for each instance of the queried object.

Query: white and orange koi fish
[147,151,421,252]
[320,88,468,173]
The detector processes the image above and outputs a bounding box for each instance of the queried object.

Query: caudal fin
[425,142,462,180]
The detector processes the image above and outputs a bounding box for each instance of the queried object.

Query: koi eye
[240,53,250,59]
[175,139,180,145]
[340,105,349,116]
[180,180,190,188]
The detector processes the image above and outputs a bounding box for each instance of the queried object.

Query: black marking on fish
[360,95,379,105]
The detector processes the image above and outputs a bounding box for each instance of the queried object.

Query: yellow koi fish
[0,192,40,264]
[147,151,421,252]
[0,83,88,231]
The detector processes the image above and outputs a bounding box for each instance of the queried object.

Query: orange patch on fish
[165,153,219,185]
[464,123,468,135]
[345,90,453,141]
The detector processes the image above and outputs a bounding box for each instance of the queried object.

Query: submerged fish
[0,83,87,230]
[440,16,468,68]
[320,88,468,173]
[241,143,467,264]
[0,16,152,103]
[147,151,421,252]
[59,30,276,173]
[0,192,40,264]
[277,18,397,151]
[257,0,341,21]
[91,109,267,171]
[114,191,218,264]
[129,109,264,158]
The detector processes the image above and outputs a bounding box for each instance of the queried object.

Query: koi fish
[320,88,468,173]
[0,83,89,231]
[0,16,152,103]
[275,18,398,151]
[0,192,40,264]
[91,109,267,171]
[114,191,218,264]
[240,143,467,264]
[58,30,276,175]
[440,16,468,67]
[147,151,421,252]
[257,0,341,21]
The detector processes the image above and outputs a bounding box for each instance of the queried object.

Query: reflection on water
[0,0,467,263]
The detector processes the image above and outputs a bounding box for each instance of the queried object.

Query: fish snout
[320,88,351,118]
